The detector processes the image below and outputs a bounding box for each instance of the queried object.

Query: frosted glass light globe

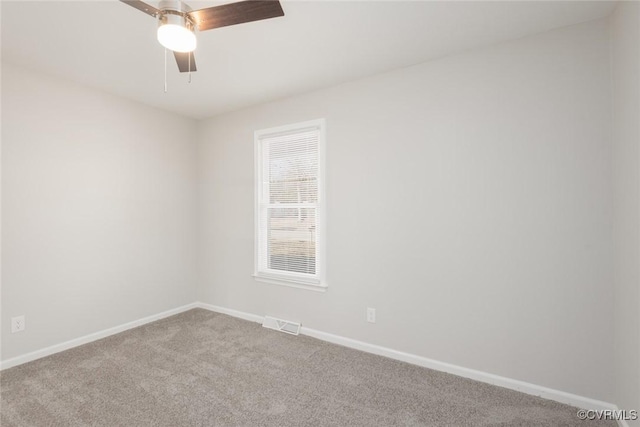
[157,24,196,53]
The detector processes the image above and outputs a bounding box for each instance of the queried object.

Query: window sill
[252,274,328,293]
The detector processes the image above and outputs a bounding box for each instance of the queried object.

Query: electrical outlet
[11,315,25,333]
[366,308,376,323]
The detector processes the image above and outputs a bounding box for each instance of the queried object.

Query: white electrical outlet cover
[11,315,25,333]
[367,308,376,323]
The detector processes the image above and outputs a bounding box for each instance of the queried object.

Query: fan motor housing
[158,0,192,14]
[158,0,195,30]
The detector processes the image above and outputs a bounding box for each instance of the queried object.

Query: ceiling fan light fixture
[157,22,196,52]
[120,0,285,73]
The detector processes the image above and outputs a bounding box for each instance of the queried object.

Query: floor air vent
[262,316,301,335]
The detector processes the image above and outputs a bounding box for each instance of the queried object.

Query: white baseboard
[197,303,620,415]
[197,302,263,323]
[0,303,199,370]
[1,301,626,426]
[300,327,620,412]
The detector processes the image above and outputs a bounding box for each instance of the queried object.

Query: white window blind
[254,119,325,290]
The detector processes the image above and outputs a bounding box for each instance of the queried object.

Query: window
[254,119,326,291]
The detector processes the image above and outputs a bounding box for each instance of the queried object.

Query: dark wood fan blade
[120,0,160,18]
[174,51,197,73]
[188,0,284,32]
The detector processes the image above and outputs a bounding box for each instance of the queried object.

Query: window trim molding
[252,275,328,293]
[253,118,327,291]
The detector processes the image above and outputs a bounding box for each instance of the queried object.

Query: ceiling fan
[120,0,284,73]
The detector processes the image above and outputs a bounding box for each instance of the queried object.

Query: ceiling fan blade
[174,51,197,73]
[188,0,284,32]
[119,0,159,18]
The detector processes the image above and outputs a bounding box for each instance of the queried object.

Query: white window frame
[253,119,327,292]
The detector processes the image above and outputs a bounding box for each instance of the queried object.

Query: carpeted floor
[0,308,613,426]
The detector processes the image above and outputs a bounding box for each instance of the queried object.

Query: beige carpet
[0,309,613,426]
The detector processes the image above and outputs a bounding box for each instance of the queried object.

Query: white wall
[2,10,630,411]
[611,1,640,422]
[197,19,614,402]
[1,63,198,361]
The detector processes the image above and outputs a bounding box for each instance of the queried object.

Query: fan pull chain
[164,48,168,93]
[188,52,192,83]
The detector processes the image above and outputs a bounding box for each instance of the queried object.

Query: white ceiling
[2,0,616,119]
